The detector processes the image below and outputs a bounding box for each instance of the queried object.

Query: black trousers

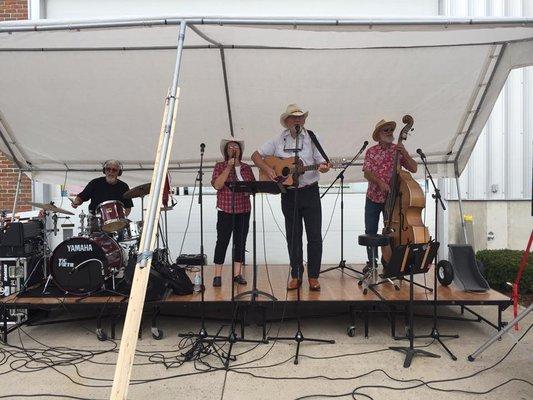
[281,183,322,279]
[213,211,250,265]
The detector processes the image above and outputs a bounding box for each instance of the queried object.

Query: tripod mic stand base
[389,346,440,368]
[320,260,362,276]
[412,328,459,361]
[269,329,335,365]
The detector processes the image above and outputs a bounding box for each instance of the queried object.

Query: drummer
[71,160,133,216]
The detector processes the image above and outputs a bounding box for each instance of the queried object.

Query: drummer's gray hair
[103,159,122,169]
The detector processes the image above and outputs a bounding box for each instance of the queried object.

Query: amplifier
[0,220,43,257]
[176,253,207,266]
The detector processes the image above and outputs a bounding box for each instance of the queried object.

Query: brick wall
[0,0,31,212]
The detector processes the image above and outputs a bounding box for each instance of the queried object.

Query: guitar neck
[302,164,321,172]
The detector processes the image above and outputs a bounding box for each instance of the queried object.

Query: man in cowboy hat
[362,119,417,264]
[251,104,330,291]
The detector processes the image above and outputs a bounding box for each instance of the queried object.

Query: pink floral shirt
[363,143,409,204]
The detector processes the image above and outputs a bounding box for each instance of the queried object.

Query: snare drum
[97,200,128,233]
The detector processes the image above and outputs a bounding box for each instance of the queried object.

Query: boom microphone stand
[268,125,335,364]
[320,141,368,276]
[409,149,459,360]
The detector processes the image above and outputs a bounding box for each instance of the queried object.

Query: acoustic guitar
[259,156,341,187]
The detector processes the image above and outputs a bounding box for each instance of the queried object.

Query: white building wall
[443,0,533,201]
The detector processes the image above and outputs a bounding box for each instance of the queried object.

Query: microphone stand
[410,150,459,360]
[178,143,227,366]
[269,125,335,365]
[320,141,368,276]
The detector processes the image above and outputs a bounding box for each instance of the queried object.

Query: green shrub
[476,249,533,294]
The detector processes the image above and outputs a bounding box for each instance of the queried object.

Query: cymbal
[123,183,151,199]
[27,201,75,215]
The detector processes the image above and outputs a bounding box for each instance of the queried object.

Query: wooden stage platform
[1,264,510,306]
[1,265,511,342]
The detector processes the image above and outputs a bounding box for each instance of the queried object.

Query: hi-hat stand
[320,141,368,276]
[268,125,334,364]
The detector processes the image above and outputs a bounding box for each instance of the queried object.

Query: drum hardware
[48,214,72,236]
[78,210,87,236]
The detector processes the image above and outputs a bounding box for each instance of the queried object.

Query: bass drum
[50,232,123,295]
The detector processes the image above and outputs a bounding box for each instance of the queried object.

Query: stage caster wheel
[347,326,356,337]
[151,327,163,340]
[363,288,368,295]
[358,280,363,286]
[96,329,108,341]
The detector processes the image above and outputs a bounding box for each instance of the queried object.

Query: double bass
[381,115,430,264]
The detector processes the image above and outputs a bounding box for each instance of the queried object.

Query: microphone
[294,124,301,134]
[200,143,205,155]
[355,140,369,157]
[416,148,426,160]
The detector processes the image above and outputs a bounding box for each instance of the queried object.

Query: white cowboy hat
[219,137,245,157]
[280,104,309,128]
[372,119,397,141]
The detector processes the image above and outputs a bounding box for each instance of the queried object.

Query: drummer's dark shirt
[77,177,134,214]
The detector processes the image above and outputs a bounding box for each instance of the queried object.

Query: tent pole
[454,43,507,172]
[10,169,22,222]
[110,20,187,400]
[219,48,235,137]
[0,125,23,170]
[454,165,468,244]
[1,16,532,33]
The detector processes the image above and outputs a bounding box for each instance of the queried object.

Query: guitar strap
[306,129,330,164]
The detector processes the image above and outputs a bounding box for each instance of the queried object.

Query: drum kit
[28,182,172,296]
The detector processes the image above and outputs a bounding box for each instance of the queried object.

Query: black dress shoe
[213,276,222,287]
[233,274,247,285]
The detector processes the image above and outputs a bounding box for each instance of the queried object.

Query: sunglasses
[382,128,394,133]
[105,167,119,172]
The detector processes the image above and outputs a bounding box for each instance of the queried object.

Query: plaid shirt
[212,161,255,213]
[363,143,409,204]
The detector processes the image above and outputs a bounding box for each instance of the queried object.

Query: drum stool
[357,234,400,296]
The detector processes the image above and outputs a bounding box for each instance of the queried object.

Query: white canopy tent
[2,17,533,399]
[1,16,532,187]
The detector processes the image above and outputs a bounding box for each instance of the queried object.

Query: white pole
[110,20,187,400]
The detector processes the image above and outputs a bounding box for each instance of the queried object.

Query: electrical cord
[178,179,198,256]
